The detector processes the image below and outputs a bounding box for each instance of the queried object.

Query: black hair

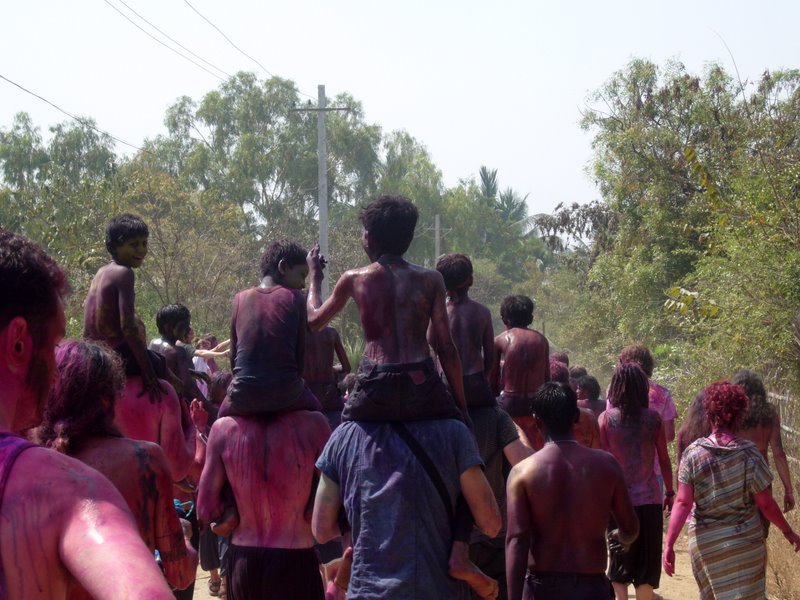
[0,229,71,346]
[732,369,777,430]
[619,344,654,378]
[156,304,191,340]
[360,195,418,255]
[569,366,587,379]
[607,362,649,419]
[500,295,534,328]
[259,239,308,278]
[551,351,569,366]
[436,253,473,291]
[577,375,601,402]
[532,382,580,436]
[105,214,149,257]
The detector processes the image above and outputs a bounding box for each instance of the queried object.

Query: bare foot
[211,504,240,537]
[448,541,498,600]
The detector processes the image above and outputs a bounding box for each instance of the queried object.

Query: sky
[1,0,798,216]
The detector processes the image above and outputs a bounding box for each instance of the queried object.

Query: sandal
[208,577,221,597]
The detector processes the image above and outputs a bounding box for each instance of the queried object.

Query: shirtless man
[506,382,639,600]
[198,409,331,599]
[733,369,796,514]
[576,374,605,418]
[36,340,198,594]
[549,362,599,449]
[151,304,206,405]
[599,362,673,600]
[436,253,532,600]
[307,196,500,598]
[0,228,172,599]
[305,325,351,429]
[83,213,162,401]
[493,295,550,450]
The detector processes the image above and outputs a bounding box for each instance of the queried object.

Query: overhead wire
[0,73,147,153]
[116,0,231,79]
[101,0,224,81]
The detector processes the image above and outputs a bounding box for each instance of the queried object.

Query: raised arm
[505,464,532,600]
[306,245,354,331]
[771,413,795,512]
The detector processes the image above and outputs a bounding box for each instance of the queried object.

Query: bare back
[739,423,773,460]
[507,444,635,573]
[304,327,339,384]
[204,411,331,548]
[494,327,550,395]
[445,296,493,376]
[83,262,133,347]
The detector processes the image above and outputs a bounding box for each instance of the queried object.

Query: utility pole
[289,85,349,299]
[434,214,441,260]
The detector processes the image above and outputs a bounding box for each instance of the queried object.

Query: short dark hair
[500,295,534,328]
[532,382,579,436]
[619,344,654,377]
[259,239,308,278]
[551,351,569,366]
[436,253,473,291]
[105,214,149,257]
[0,229,71,346]
[156,304,191,339]
[37,341,124,455]
[549,360,570,384]
[360,195,418,255]
[607,361,649,418]
[569,366,587,379]
[577,375,601,402]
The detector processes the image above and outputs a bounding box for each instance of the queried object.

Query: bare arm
[197,420,229,526]
[312,473,343,544]
[663,419,676,443]
[460,464,500,537]
[306,245,353,331]
[770,414,795,512]
[663,481,693,576]
[505,465,532,600]
[490,337,503,394]
[754,488,800,550]
[157,381,194,482]
[503,440,533,466]
[655,418,674,509]
[118,269,160,401]
[598,413,610,451]
[296,296,307,377]
[332,330,352,376]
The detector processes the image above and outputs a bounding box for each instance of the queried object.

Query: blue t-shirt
[316,419,483,600]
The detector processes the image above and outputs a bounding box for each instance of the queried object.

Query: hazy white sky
[1,0,797,215]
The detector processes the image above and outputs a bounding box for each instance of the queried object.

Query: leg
[612,582,628,600]
[448,496,499,600]
[634,584,654,600]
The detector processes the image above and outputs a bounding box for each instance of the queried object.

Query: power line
[0,73,146,153]
[181,0,316,100]
[116,0,231,79]
[102,0,224,81]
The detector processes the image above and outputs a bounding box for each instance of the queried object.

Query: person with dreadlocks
[599,362,673,600]
[734,369,796,517]
[36,340,198,594]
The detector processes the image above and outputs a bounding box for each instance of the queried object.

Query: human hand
[307,243,327,280]
[662,545,676,576]
[784,491,795,513]
[663,492,675,513]
[190,399,209,432]
[607,528,631,555]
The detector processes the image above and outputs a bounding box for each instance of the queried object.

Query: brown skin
[304,326,351,385]
[306,235,468,420]
[739,416,796,512]
[573,407,600,449]
[433,284,494,377]
[151,332,206,405]
[505,432,639,600]
[493,326,550,449]
[71,438,198,592]
[83,237,161,402]
[198,410,331,548]
[0,309,173,599]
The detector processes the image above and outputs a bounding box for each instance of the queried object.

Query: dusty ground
[190,533,699,599]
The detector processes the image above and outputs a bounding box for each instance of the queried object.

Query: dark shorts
[463,372,497,408]
[608,504,662,589]
[199,526,220,571]
[342,358,463,422]
[220,381,321,418]
[524,571,612,600]
[497,393,534,418]
[114,341,168,379]
[308,382,344,412]
[227,545,324,600]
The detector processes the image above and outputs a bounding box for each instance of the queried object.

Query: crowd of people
[0,193,799,600]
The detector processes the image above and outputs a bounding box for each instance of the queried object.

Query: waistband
[526,570,607,581]
[360,357,435,374]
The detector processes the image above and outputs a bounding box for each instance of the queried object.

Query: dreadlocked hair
[607,361,649,420]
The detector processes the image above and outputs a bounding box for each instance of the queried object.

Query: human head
[577,375,601,402]
[259,239,308,289]
[732,369,775,429]
[532,382,580,437]
[37,341,124,455]
[500,295,534,328]
[209,370,233,408]
[551,351,569,366]
[677,390,710,448]
[359,195,418,256]
[549,360,570,384]
[156,304,192,343]
[339,373,357,398]
[196,334,217,351]
[105,214,149,258]
[0,229,70,430]
[436,253,473,292]
[703,381,749,432]
[619,343,654,378]
[607,361,649,418]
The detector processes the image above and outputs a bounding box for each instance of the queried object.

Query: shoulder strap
[390,422,454,523]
